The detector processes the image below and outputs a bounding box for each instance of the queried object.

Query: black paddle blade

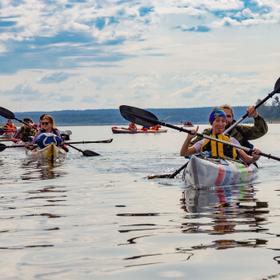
[274,77,280,93]
[0,107,15,119]
[82,150,100,157]
[119,105,159,127]
[0,143,7,152]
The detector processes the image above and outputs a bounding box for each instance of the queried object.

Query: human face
[223,108,233,125]
[212,116,227,134]
[41,119,52,131]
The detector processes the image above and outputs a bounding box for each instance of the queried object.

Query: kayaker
[191,104,268,151]
[31,114,66,150]
[128,122,137,131]
[3,119,17,135]
[13,118,36,143]
[141,125,149,132]
[180,108,261,165]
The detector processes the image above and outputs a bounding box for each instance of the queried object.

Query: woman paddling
[32,115,64,150]
[180,108,261,165]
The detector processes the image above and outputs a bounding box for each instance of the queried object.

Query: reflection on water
[180,184,269,250]
[21,160,67,180]
[0,181,67,250]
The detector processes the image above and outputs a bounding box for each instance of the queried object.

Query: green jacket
[191,115,268,148]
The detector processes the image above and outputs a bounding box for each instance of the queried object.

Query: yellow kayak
[26,143,67,165]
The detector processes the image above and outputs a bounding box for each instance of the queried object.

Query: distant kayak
[183,121,194,127]
[111,126,167,134]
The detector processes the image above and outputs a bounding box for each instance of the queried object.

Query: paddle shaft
[169,161,189,178]
[65,139,112,144]
[135,114,280,162]
[224,80,280,134]
[148,161,189,179]
[58,143,100,156]
[0,139,111,152]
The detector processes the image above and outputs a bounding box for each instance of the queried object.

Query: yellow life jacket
[201,134,238,160]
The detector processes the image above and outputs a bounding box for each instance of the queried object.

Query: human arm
[237,148,261,165]
[231,137,261,164]
[236,106,268,140]
[180,127,200,157]
[190,127,211,145]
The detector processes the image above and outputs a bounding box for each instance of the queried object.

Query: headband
[209,108,226,124]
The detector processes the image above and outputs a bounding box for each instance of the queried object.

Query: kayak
[0,134,14,140]
[112,126,167,134]
[26,143,67,165]
[183,155,258,188]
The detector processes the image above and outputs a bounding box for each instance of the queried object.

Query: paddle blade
[82,150,100,157]
[119,105,159,127]
[273,77,280,93]
[0,107,15,119]
[0,143,7,152]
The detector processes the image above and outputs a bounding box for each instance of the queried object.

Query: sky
[0,0,280,112]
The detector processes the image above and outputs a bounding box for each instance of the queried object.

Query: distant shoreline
[1,107,279,126]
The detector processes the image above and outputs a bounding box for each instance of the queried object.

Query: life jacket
[4,123,16,134]
[201,134,238,160]
[18,127,36,142]
[35,132,62,149]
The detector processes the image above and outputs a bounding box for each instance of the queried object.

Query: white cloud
[0,0,280,111]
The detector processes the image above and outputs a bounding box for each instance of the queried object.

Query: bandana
[209,108,226,124]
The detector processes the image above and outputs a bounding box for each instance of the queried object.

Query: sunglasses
[41,122,49,125]
[226,115,233,118]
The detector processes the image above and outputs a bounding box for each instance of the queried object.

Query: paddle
[0,143,28,151]
[148,161,189,179]
[65,139,113,144]
[63,139,112,157]
[66,144,100,157]
[224,77,280,134]
[0,107,29,125]
[0,140,110,155]
[119,105,280,162]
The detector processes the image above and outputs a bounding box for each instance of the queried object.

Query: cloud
[2,84,39,101]
[40,72,74,83]
[178,25,211,32]
[0,1,279,110]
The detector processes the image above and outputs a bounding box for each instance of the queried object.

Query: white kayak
[26,143,67,165]
[183,155,258,188]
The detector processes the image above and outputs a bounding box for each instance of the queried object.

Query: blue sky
[0,0,279,111]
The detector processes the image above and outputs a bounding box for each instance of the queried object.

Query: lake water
[0,124,280,280]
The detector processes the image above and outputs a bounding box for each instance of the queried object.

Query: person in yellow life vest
[3,119,17,135]
[180,108,261,165]
[128,122,137,131]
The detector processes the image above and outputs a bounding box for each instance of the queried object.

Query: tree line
[256,97,280,122]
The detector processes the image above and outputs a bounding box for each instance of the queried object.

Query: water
[0,125,280,279]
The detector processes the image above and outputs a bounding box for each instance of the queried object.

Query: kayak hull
[183,155,258,188]
[26,143,66,165]
[112,127,167,134]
